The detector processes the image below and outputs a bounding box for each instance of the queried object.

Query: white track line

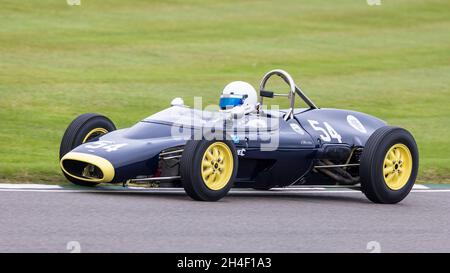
[0,184,63,189]
[0,183,429,190]
[0,189,449,194]
[412,184,429,189]
[0,183,446,195]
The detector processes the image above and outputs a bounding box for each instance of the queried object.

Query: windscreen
[143,106,280,132]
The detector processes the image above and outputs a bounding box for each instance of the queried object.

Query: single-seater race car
[60,69,418,203]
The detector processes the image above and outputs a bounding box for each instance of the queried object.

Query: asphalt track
[0,183,449,253]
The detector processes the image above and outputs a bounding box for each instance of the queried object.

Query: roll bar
[259,69,318,120]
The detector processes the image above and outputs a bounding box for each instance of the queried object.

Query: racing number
[307,120,342,143]
[323,122,342,143]
[85,141,128,152]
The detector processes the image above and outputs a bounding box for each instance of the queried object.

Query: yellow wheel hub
[201,142,233,191]
[82,128,108,143]
[383,143,413,190]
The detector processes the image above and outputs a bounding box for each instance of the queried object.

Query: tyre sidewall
[60,115,116,159]
[184,140,238,201]
[364,128,418,203]
[71,117,116,146]
[59,114,116,187]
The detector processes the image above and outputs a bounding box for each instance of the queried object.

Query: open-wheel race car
[59,69,418,203]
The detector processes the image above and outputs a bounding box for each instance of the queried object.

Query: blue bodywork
[67,105,386,187]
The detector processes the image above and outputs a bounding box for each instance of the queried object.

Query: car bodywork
[60,69,386,188]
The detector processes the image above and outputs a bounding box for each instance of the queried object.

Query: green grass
[0,0,449,183]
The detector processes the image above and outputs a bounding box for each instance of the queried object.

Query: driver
[219,81,258,114]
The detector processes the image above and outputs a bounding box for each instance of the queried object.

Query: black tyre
[180,140,238,201]
[360,126,418,204]
[59,113,116,186]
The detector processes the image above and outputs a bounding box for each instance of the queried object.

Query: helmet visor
[219,95,244,109]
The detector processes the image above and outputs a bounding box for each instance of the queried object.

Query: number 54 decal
[307,120,342,143]
[85,141,128,152]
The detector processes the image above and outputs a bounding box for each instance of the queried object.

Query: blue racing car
[59,69,418,203]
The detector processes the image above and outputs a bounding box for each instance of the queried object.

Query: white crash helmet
[219,81,257,110]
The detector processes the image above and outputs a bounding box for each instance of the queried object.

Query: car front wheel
[180,139,238,201]
[59,113,116,186]
[360,126,418,204]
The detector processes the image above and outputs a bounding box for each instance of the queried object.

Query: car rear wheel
[360,126,418,204]
[59,113,116,186]
[180,140,238,201]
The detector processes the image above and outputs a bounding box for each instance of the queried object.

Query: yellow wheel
[360,126,418,204]
[181,139,238,201]
[383,144,413,190]
[201,142,234,191]
[82,128,109,143]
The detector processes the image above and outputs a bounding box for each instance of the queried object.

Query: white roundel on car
[289,123,305,135]
[347,115,367,134]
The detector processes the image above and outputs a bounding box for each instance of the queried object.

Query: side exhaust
[60,152,115,183]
